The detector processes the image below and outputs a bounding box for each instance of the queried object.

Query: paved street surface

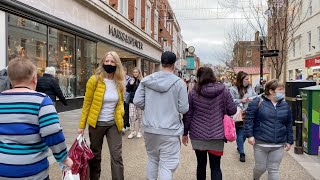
[49,109,318,180]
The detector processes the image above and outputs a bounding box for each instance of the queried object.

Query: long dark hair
[235,71,249,98]
[195,67,217,95]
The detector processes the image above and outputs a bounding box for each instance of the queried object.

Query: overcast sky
[169,0,266,65]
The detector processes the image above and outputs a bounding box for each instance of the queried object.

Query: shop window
[76,37,97,96]
[7,14,47,70]
[295,69,303,80]
[122,60,136,76]
[48,27,76,98]
[289,70,293,80]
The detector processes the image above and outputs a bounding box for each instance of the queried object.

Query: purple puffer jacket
[183,83,237,140]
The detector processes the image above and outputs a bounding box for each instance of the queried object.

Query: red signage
[305,56,320,68]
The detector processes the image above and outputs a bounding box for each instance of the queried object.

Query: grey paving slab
[48,109,318,180]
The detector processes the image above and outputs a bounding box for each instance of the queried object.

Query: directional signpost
[260,38,279,93]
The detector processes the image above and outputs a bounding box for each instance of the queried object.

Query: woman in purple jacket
[182,67,237,180]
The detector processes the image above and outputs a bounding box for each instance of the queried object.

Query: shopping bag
[233,107,244,122]
[63,170,80,180]
[223,115,237,142]
[68,134,94,180]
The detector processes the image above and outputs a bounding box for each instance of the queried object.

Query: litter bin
[285,80,316,124]
[300,85,320,155]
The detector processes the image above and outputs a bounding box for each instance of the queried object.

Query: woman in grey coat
[229,71,257,162]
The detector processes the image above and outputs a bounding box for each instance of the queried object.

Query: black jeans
[124,102,130,128]
[195,150,222,180]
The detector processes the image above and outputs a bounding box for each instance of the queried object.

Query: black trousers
[124,102,130,128]
[195,150,222,180]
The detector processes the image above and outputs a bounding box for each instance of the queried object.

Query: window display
[76,37,97,96]
[48,28,76,98]
[7,14,47,70]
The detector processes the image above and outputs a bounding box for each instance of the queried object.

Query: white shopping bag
[63,170,80,180]
[233,106,244,122]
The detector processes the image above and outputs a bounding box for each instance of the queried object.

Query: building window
[318,27,320,50]
[309,0,312,15]
[7,14,47,69]
[289,70,293,80]
[119,0,128,18]
[48,27,76,98]
[292,39,296,57]
[76,37,97,96]
[134,0,141,28]
[146,3,151,35]
[308,31,312,52]
[246,49,252,57]
[154,10,159,40]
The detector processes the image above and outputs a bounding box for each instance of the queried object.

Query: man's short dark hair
[161,51,176,66]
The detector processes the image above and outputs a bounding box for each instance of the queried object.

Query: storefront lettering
[315,59,320,64]
[109,25,143,50]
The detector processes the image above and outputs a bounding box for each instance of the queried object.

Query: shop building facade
[0,0,166,111]
[287,0,320,82]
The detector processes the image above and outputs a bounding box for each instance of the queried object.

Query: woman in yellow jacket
[78,51,125,180]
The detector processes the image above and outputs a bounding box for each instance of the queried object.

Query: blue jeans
[236,126,246,154]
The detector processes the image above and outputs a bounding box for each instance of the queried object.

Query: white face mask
[243,82,249,87]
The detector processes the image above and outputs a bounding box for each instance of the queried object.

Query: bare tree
[242,0,306,80]
[215,22,253,71]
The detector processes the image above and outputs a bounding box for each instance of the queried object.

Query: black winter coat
[244,95,293,145]
[126,78,140,104]
[36,73,67,105]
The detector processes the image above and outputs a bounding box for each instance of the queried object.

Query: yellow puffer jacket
[79,74,124,131]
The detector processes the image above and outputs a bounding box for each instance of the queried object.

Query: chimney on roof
[255,31,260,42]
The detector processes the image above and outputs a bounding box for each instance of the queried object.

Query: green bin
[300,86,320,155]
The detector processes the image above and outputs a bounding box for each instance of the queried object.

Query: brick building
[233,31,261,67]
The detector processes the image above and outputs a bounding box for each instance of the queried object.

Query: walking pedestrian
[245,79,293,180]
[0,57,73,180]
[123,66,131,133]
[133,51,189,180]
[127,67,143,139]
[78,51,125,180]
[229,71,257,162]
[36,66,67,106]
[182,67,237,180]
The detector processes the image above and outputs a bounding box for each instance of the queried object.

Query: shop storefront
[0,0,162,112]
[306,56,320,82]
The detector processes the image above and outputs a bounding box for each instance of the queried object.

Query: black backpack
[0,68,11,92]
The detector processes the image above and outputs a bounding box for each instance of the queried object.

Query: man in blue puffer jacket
[244,79,293,180]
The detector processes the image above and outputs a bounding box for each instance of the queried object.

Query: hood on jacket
[142,71,180,93]
[198,83,226,98]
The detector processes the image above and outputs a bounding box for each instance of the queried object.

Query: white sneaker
[137,132,142,138]
[128,131,136,139]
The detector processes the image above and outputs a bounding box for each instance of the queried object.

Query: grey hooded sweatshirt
[133,71,189,136]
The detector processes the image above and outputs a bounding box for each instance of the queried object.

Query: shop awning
[234,67,270,75]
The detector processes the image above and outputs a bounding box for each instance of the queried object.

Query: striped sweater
[0,92,68,180]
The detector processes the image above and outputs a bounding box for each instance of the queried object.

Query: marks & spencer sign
[109,25,143,50]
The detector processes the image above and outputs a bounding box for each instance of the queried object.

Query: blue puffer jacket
[244,95,294,145]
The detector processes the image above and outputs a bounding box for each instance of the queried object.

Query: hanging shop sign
[186,56,195,70]
[109,25,143,50]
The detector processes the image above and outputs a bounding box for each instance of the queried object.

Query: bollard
[294,95,303,154]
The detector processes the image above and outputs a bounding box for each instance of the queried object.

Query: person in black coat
[126,67,143,139]
[36,67,67,106]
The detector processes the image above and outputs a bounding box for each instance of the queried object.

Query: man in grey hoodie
[133,51,189,180]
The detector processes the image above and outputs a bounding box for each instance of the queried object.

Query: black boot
[240,153,246,162]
